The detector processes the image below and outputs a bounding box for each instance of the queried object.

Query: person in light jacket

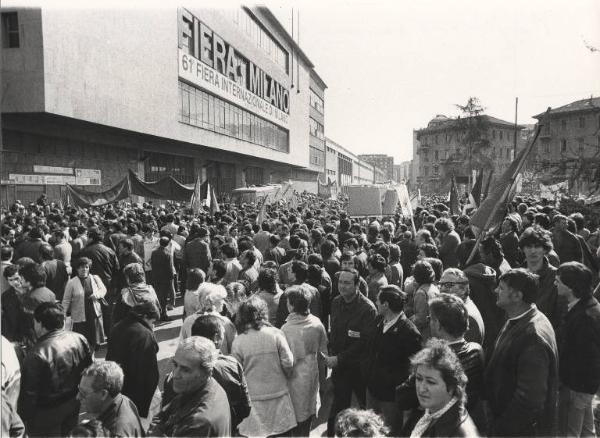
[62,257,106,349]
[232,295,297,437]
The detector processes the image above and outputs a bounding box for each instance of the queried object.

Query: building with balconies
[531,97,600,194]
[413,114,525,194]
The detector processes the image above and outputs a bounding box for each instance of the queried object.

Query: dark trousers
[26,397,79,437]
[291,417,313,437]
[327,365,366,436]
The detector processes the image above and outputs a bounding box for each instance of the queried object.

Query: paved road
[97,301,332,436]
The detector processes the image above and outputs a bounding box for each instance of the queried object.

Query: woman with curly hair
[404,339,479,437]
[231,295,297,436]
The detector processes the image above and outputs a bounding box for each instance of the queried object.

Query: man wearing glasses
[438,268,485,345]
[77,361,144,437]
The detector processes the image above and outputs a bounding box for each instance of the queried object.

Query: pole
[513,97,519,158]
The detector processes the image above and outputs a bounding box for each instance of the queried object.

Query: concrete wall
[1,8,45,112]
[2,7,312,168]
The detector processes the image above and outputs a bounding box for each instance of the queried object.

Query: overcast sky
[269,0,600,163]
[6,0,600,165]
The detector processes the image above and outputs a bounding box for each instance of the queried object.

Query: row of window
[422,147,513,162]
[309,146,324,166]
[1,12,19,48]
[310,89,324,114]
[541,136,600,154]
[309,117,325,140]
[424,129,515,146]
[179,81,289,153]
[543,115,600,134]
[229,8,289,73]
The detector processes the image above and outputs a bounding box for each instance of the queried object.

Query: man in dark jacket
[551,214,583,264]
[77,361,144,437]
[555,262,600,436]
[39,243,69,301]
[183,225,212,274]
[323,269,377,437]
[485,268,559,437]
[151,236,175,321]
[363,286,421,435]
[149,337,231,437]
[13,227,45,263]
[106,298,159,420]
[435,217,461,269]
[19,262,56,315]
[81,227,120,332]
[20,302,93,436]
[163,314,251,433]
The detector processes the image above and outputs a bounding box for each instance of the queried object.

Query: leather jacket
[20,330,92,419]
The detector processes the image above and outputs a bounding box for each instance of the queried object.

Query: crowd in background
[2,190,600,437]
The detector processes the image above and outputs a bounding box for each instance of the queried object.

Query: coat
[81,242,120,295]
[281,313,328,422]
[231,326,297,436]
[439,230,461,269]
[484,306,558,437]
[106,314,159,417]
[97,393,144,437]
[183,237,212,273]
[150,377,231,437]
[403,400,480,437]
[558,296,600,394]
[362,313,421,402]
[62,275,106,323]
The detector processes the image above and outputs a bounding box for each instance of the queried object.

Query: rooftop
[533,96,600,119]
[419,114,524,132]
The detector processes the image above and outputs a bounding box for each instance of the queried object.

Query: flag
[449,175,460,215]
[210,185,220,214]
[190,175,203,213]
[482,169,494,201]
[202,182,211,207]
[256,194,268,224]
[396,183,413,218]
[470,168,483,207]
[470,122,543,232]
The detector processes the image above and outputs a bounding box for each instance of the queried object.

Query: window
[423,166,429,177]
[542,140,550,153]
[579,138,585,154]
[435,135,439,145]
[434,150,439,161]
[561,120,567,130]
[560,139,567,153]
[1,12,19,48]
[506,148,510,159]
[492,130,496,139]
[309,117,325,140]
[499,131,503,140]
[433,165,439,176]
[309,146,324,166]
[232,9,289,73]
[309,89,324,114]
[178,81,289,152]
[579,117,586,128]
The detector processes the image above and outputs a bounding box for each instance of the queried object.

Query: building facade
[531,97,600,194]
[1,6,325,204]
[325,137,386,193]
[358,154,394,181]
[413,114,524,193]
[394,161,412,184]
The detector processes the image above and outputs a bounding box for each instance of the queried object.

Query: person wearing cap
[106,296,160,423]
[362,285,421,435]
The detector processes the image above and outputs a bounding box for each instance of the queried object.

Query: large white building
[1,6,326,203]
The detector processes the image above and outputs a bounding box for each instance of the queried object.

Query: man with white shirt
[485,268,558,437]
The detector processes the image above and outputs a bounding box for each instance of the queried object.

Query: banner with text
[179,49,289,129]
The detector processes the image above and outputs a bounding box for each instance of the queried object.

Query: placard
[347,186,384,216]
[33,165,73,174]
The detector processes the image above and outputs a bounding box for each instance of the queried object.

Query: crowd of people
[2,191,600,437]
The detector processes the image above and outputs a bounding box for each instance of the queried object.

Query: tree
[440,97,492,189]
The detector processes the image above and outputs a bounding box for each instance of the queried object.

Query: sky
[5,0,600,165]
[267,0,600,163]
